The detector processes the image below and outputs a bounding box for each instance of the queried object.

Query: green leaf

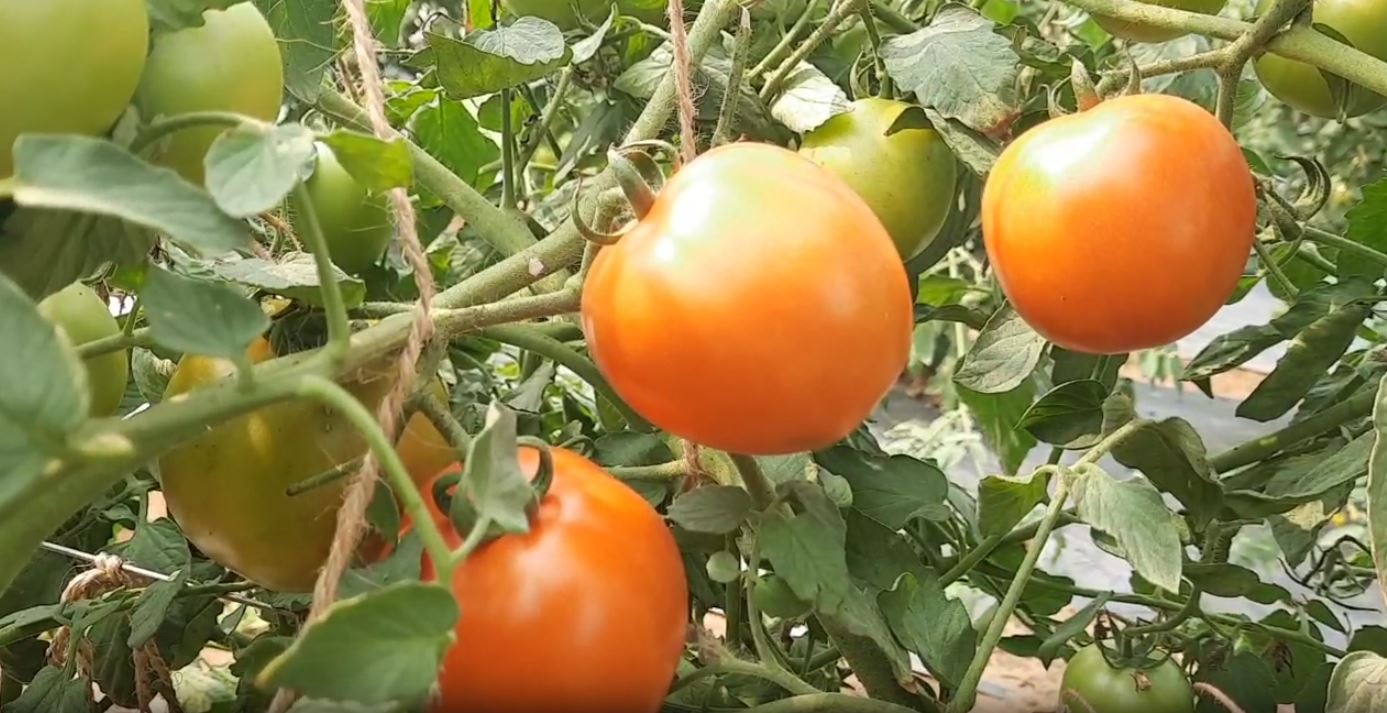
[0,272,88,483]
[844,511,932,591]
[668,486,753,534]
[128,569,189,648]
[1051,349,1124,392]
[1036,593,1109,666]
[412,99,500,188]
[921,108,999,177]
[977,470,1049,538]
[142,267,270,359]
[339,535,424,600]
[571,9,615,63]
[367,0,411,45]
[1341,176,1387,281]
[1183,563,1289,605]
[1266,432,1372,501]
[1237,302,1370,422]
[1019,380,1107,448]
[706,551,741,583]
[131,347,178,404]
[205,123,317,217]
[121,517,192,575]
[769,62,851,133]
[958,382,1037,475]
[1070,464,1183,593]
[456,403,535,535]
[1110,417,1223,528]
[5,666,89,713]
[320,132,414,192]
[879,572,976,689]
[430,18,569,99]
[881,7,1019,134]
[954,303,1045,394]
[814,447,950,528]
[1369,375,1387,606]
[11,135,248,255]
[760,499,852,617]
[193,252,365,308]
[1327,651,1387,713]
[0,208,155,301]
[592,431,673,467]
[258,582,458,704]
[257,0,342,102]
[1196,652,1279,713]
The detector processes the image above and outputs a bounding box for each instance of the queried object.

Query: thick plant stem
[292,183,351,367]
[760,0,866,100]
[1300,225,1387,269]
[750,8,816,79]
[1209,386,1376,472]
[294,376,455,581]
[730,453,778,510]
[476,323,651,430]
[948,475,1074,713]
[609,460,690,480]
[1060,0,1387,98]
[1213,0,1307,127]
[408,391,472,457]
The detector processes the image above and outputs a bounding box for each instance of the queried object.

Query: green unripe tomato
[136,3,284,185]
[800,98,958,260]
[0,0,149,177]
[38,283,129,418]
[503,0,666,30]
[1060,646,1194,713]
[1092,0,1227,43]
[1253,0,1387,118]
[292,145,393,276]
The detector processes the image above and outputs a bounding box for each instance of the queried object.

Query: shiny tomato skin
[581,142,913,455]
[157,343,454,592]
[0,0,149,177]
[1092,0,1227,43]
[1060,646,1194,713]
[135,3,284,185]
[981,94,1254,355]
[38,283,129,418]
[800,98,958,259]
[424,447,688,713]
[1253,0,1387,118]
[292,144,393,275]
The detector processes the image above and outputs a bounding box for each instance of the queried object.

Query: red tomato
[424,447,688,713]
[981,94,1254,354]
[581,142,913,455]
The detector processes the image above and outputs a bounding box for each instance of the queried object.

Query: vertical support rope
[271,1,439,711]
[667,0,699,163]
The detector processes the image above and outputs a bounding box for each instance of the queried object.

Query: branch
[1209,386,1376,472]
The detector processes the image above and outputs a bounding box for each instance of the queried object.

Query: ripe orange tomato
[981,94,1254,355]
[424,447,688,713]
[158,340,455,592]
[581,142,913,455]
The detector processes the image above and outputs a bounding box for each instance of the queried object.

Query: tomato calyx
[573,143,674,247]
[443,434,557,546]
[606,148,658,217]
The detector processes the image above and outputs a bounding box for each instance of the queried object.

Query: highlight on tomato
[581,142,914,455]
[0,0,149,178]
[981,93,1255,355]
[156,341,454,592]
[424,447,688,713]
[135,2,285,185]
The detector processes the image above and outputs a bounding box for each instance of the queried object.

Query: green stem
[121,296,141,337]
[609,460,690,480]
[516,67,573,176]
[78,328,156,359]
[759,0,865,100]
[294,376,455,582]
[730,453,777,510]
[291,183,350,367]
[750,7,816,79]
[475,323,652,430]
[1300,225,1387,269]
[1213,0,1307,128]
[715,656,821,696]
[450,515,494,566]
[1125,585,1201,636]
[1253,238,1298,297]
[409,391,472,458]
[284,456,367,496]
[500,87,517,209]
[867,0,915,32]
[713,9,753,147]
[130,111,253,154]
[857,3,891,97]
[1209,386,1376,472]
[1094,48,1227,96]
[940,531,1006,586]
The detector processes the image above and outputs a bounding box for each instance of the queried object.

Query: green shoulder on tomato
[800,98,958,260]
[38,283,129,418]
[136,3,284,185]
[1253,0,1387,118]
[0,0,149,177]
[1060,645,1194,713]
[292,144,394,276]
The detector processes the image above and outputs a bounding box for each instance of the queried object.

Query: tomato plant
[982,93,1255,354]
[582,142,913,455]
[800,98,958,259]
[1253,0,1387,118]
[424,447,687,713]
[4,1,1387,713]
[37,282,128,418]
[157,342,454,592]
[135,3,284,185]
[292,144,394,276]
[0,0,148,178]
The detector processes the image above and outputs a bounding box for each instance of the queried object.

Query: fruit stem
[713,9,754,148]
[500,87,518,209]
[129,111,255,154]
[292,183,351,369]
[759,0,867,101]
[730,453,778,510]
[606,150,658,218]
[516,67,573,176]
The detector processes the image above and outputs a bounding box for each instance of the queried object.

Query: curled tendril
[571,177,630,246]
